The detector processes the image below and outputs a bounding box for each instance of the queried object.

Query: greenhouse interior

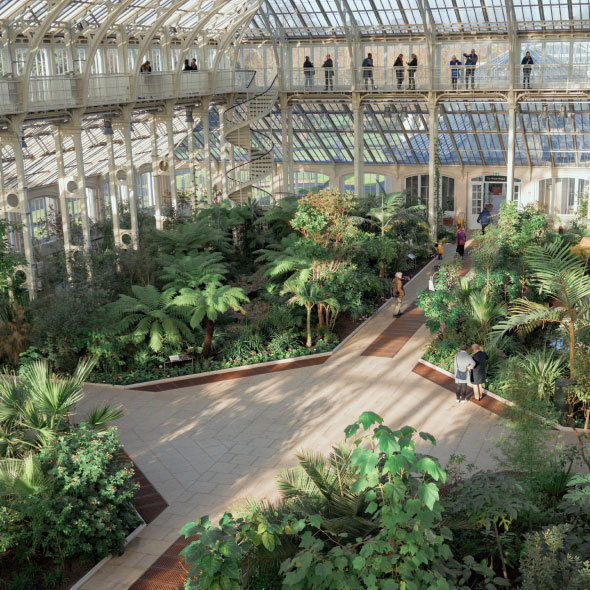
[1,1,590,589]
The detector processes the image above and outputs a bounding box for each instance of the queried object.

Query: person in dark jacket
[463,49,478,89]
[470,343,488,401]
[323,54,334,90]
[477,203,493,234]
[140,60,152,73]
[521,51,534,89]
[303,56,314,88]
[394,54,404,89]
[407,53,417,89]
[362,53,375,90]
[450,55,462,89]
[190,58,198,71]
[183,59,191,71]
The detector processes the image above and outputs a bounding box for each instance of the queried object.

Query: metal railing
[432,64,510,91]
[0,78,19,114]
[28,75,79,108]
[355,66,428,91]
[87,74,131,105]
[289,67,352,92]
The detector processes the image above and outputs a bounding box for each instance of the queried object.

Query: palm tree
[468,290,507,334]
[494,238,590,377]
[0,360,124,458]
[282,281,338,347]
[108,284,194,352]
[157,252,229,291]
[174,283,249,357]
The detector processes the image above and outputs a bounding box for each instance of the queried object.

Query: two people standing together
[303,55,335,90]
[454,344,488,403]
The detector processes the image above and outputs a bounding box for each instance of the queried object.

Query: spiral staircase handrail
[223,74,278,130]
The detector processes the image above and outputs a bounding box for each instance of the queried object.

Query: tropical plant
[516,348,567,400]
[151,218,231,256]
[108,284,194,353]
[174,283,249,357]
[0,425,140,565]
[282,281,338,347]
[0,219,23,296]
[467,290,507,333]
[0,359,124,458]
[494,238,590,374]
[180,412,504,590]
[157,251,229,291]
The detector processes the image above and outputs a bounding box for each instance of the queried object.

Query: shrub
[3,425,141,563]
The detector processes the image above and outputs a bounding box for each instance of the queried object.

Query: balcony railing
[3,64,590,116]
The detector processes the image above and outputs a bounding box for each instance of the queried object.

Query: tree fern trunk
[202,319,215,358]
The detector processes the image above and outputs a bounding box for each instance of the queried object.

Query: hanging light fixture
[185,108,194,123]
[559,104,567,119]
[102,119,113,135]
[170,26,177,35]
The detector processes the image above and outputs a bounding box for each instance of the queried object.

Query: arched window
[29,196,57,243]
[294,171,330,195]
[343,173,389,197]
[539,178,589,215]
[404,174,455,211]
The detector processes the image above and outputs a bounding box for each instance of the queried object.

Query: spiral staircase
[223,75,278,206]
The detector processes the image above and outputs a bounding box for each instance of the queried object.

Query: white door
[469,181,484,229]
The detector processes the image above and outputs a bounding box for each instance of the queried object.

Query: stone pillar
[286,102,294,193]
[54,127,74,276]
[280,97,290,194]
[164,105,178,210]
[186,108,198,210]
[352,97,364,199]
[428,101,439,240]
[105,132,122,242]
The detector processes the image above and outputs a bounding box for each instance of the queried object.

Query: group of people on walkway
[454,344,488,403]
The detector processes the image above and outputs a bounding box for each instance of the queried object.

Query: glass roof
[2,1,588,37]
[3,99,589,190]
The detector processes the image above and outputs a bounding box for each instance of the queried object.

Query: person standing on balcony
[394,54,404,89]
[140,60,152,73]
[190,58,198,71]
[183,59,191,71]
[521,51,534,89]
[450,55,462,89]
[463,49,478,89]
[323,54,334,90]
[407,53,418,89]
[362,53,375,90]
[303,56,314,89]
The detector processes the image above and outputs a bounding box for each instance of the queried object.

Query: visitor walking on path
[407,53,417,89]
[463,49,478,89]
[323,55,334,90]
[391,271,405,317]
[450,55,462,89]
[521,51,534,89]
[362,53,376,90]
[456,226,467,257]
[477,203,493,234]
[303,56,314,88]
[394,54,404,89]
[470,344,488,401]
[454,346,473,403]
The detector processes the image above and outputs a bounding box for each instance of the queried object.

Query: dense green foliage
[180,410,590,588]
[0,363,135,587]
[4,192,432,384]
[418,203,590,436]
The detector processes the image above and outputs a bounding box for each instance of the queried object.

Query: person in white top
[454,345,473,403]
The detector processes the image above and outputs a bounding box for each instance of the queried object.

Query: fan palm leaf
[0,454,48,497]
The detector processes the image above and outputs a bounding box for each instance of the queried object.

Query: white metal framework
[1,0,590,296]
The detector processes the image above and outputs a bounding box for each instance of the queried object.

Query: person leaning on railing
[323,54,334,90]
[450,55,462,89]
[407,53,417,89]
[140,60,152,73]
[521,51,533,89]
[394,54,404,89]
[190,58,198,71]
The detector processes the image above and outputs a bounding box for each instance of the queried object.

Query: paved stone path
[76,250,509,589]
